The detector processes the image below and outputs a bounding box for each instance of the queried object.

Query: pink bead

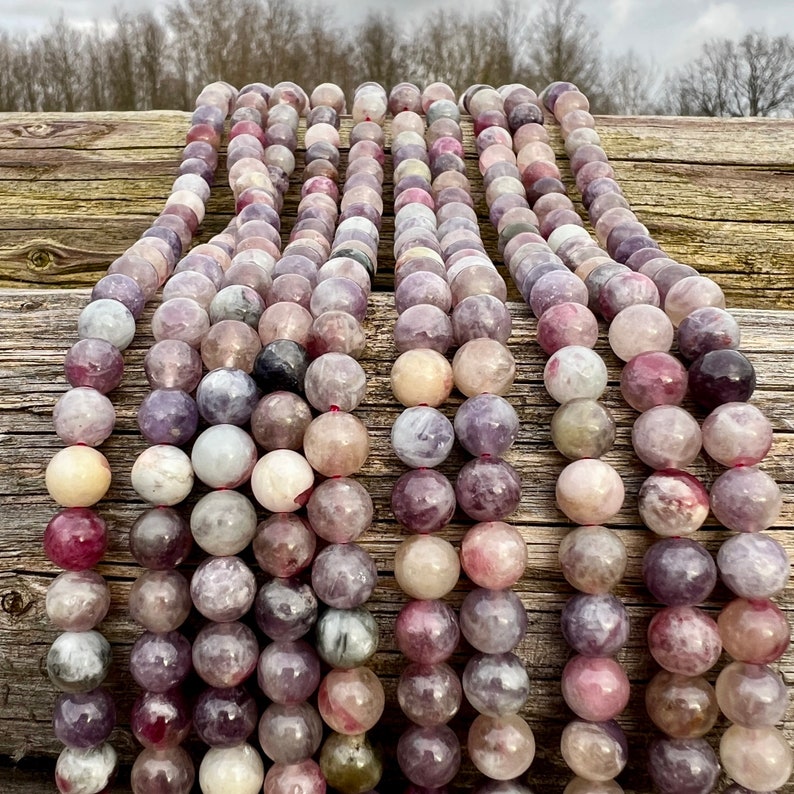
[638,470,710,537]
[536,302,599,354]
[620,351,688,412]
[460,521,527,589]
[556,459,624,525]
[561,655,630,721]
[317,667,385,734]
[701,402,773,467]
[264,759,326,794]
[44,508,107,571]
[631,405,702,470]
[647,606,722,676]
[718,598,790,664]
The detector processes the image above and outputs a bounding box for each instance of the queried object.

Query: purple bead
[688,349,756,409]
[142,225,183,261]
[144,339,203,392]
[455,457,521,522]
[598,271,660,323]
[647,737,720,794]
[310,276,367,321]
[44,508,107,571]
[398,662,462,726]
[394,304,454,354]
[129,507,192,570]
[643,538,717,606]
[193,686,258,747]
[395,271,452,314]
[462,652,529,717]
[613,234,660,264]
[130,631,192,693]
[454,394,519,457]
[460,588,527,654]
[306,476,373,544]
[717,532,789,598]
[131,689,191,750]
[560,593,630,656]
[677,306,740,361]
[92,273,146,319]
[311,543,377,608]
[254,577,317,641]
[392,406,455,468]
[53,689,116,749]
[137,389,198,446]
[196,367,259,425]
[397,724,461,787]
[258,702,323,764]
[192,621,259,688]
[451,293,512,345]
[190,556,257,622]
[710,466,782,533]
[391,469,456,534]
[257,640,320,704]
[395,600,460,664]
[64,338,124,394]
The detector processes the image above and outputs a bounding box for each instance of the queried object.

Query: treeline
[1,0,793,117]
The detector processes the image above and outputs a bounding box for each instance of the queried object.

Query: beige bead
[391,349,454,407]
[452,339,515,397]
[303,412,370,477]
[45,446,111,508]
[395,535,460,600]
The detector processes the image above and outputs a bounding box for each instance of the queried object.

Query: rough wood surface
[2,112,794,307]
[1,109,794,792]
[0,287,792,792]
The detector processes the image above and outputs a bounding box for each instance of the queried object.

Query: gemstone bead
[551,398,616,460]
[460,588,527,654]
[192,621,259,688]
[620,351,688,412]
[720,725,794,791]
[53,688,116,749]
[193,686,258,748]
[306,476,373,543]
[391,348,453,407]
[468,713,535,780]
[688,349,756,409]
[253,513,316,578]
[560,720,627,782]
[391,468,456,534]
[638,470,710,538]
[144,339,203,391]
[647,737,719,794]
[556,459,624,525]
[46,570,110,631]
[460,521,527,589]
[315,607,379,669]
[196,368,259,426]
[46,447,112,508]
[677,306,740,361]
[258,702,322,763]
[561,593,630,656]
[53,387,115,447]
[395,599,460,664]
[544,345,607,403]
[631,405,702,470]
[643,538,717,605]
[130,631,191,693]
[130,746,194,793]
[254,577,317,641]
[190,490,257,556]
[64,338,124,394]
[319,732,382,794]
[191,556,257,622]
[392,406,455,468]
[716,661,788,727]
[647,606,722,675]
[78,298,135,350]
[455,456,521,522]
[645,671,719,739]
[718,598,790,664]
[398,662,462,726]
[44,508,107,571]
[130,445,194,506]
[454,394,519,457]
[311,543,376,608]
[709,466,782,533]
[251,391,313,451]
[131,688,191,750]
[701,402,773,467]
[718,532,789,598]
[318,666,385,734]
[562,655,630,722]
[452,338,516,396]
[609,304,674,361]
[198,743,264,794]
[397,724,461,787]
[462,652,529,717]
[128,569,191,632]
[191,424,257,489]
[251,450,315,513]
[303,410,370,477]
[559,525,627,594]
[55,743,117,794]
[47,631,112,693]
[257,640,320,704]
[264,758,326,794]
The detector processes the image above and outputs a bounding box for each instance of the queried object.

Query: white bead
[77,299,135,351]
[191,424,257,489]
[199,743,264,794]
[190,490,258,556]
[55,743,117,794]
[131,445,194,506]
[251,450,315,512]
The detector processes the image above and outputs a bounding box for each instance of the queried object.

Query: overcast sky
[3,0,794,73]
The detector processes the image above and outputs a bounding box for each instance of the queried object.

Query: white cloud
[676,2,743,61]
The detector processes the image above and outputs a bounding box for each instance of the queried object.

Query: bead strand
[388,81,465,790]
[468,82,632,792]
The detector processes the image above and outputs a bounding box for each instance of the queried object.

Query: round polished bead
[718,598,790,664]
[303,411,370,477]
[647,606,722,676]
[264,758,326,794]
[191,424,257,489]
[395,535,460,600]
[720,725,794,791]
[709,465,781,533]
[47,570,110,632]
[398,662,462,726]
[452,293,512,346]
[645,671,719,739]
[319,731,382,794]
[250,391,313,451]
[556,459,624,525]
[397,724,461,787]
[688,348,756,409]
[193,621,259,688]
[561,593,630,657]
[560,720,628,782]
[55,743,117,794]
[199,743,264,794]
[391,349,453,408]
[53,388,115,447]
[559,525,627,594]
[137,388,198,446]
[544,345,608,404]
[454,394,519,457]
[253,513,315,578]
[129,569,190,632]
[453,338,515,397]
[638,470,710,538]
[251,449,315,513]
[392,406,454,468]
[460,588,527,654]
[460,521,527,589]
[144,339,202,392]
[316,606,379,669]
[716,661,788,727]
[643,537,716,605]
[129,630,191,693]
[391,468,456,534]
[620,351,688,412]
[609,304,674,361]
[468,713,535,780]
[44,508,107,571]
[46,446,112,508]
[395,303,454,353]
[647,737,719,794]
[462,652,529,717]
[131,688,190,750]
[631,405,702,470]
[258,702,322,764]
[395,599,460,664]
[455,456,521,522]
[78,298,135,350]
[701,402,773,467]
[190,489,257,555]
[306,476,373,543]
[196,368,259,426]
[717,532,789,599]
[64,338,124,394]
[191,556,256,623]
[254,577,317,641]
[253,338,309,393]
[53,688,116,749]
[130,507,191,570]
[561,655,630,722]
[311,542,376,609]
[305,352,366,411]
[130,745,195,793]
[318,666,385,735]
[131,445,193,506]
[551,398,616,460]
[151,297,209,348]
[536,302,599,354]
[677,306,740,361]
[257,640,320,704]
[664,276,726,327]
[193,686,258,748]
[258,303,313,347]
[47,631,112,693]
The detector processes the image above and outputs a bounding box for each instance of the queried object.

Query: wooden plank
[0,288,792,792]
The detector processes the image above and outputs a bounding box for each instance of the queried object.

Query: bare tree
[605,50,662,115]
[668,31,794,116]
[350,11,404,91]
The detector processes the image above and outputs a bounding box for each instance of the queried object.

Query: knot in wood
[1,590,31,617]
[26,248,56,273]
